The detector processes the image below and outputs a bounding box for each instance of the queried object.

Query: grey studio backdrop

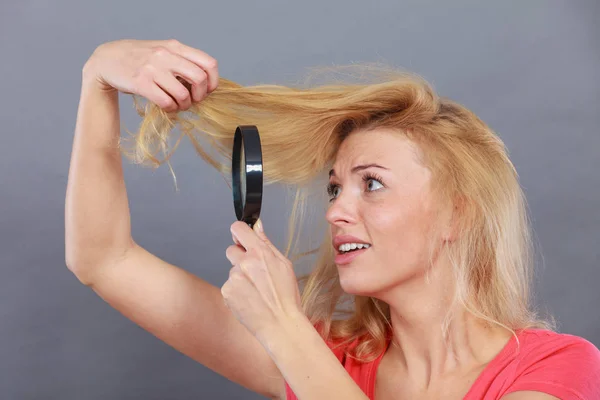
[1,1,598,399]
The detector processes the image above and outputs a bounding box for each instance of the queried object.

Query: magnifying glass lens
[232,125,262,228]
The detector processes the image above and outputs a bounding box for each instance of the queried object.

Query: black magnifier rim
[232,125,263,227]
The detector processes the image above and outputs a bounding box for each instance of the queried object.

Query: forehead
[332,128,423,171]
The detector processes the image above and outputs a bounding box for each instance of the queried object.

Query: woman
[65,39,600,399]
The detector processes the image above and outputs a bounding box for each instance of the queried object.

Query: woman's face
[325,128,444,296]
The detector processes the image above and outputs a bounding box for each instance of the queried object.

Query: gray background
[1,1,598,399]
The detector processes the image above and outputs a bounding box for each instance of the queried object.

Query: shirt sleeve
[504,333,600,400]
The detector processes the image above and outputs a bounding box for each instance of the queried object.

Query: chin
[336,262,419,297]
[337,267,386,296]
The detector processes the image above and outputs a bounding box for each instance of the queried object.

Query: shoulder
[515,328,600,364]
[505,329,600,398]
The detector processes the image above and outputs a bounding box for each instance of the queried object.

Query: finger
[252,219,287,263]
[154,71,192,111]
[252,219,273,249]
[232,232,241,246]
[238,259,251,276]
[172,65,208,103]
[230,221,264,253]
[138,82,178,112]
[228,263,256,291]
[225,244,246,266]
[164,39,219,93]
[228,264,244,279]
[148,44,209,103]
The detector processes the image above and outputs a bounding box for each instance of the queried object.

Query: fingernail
[255,219,263,233]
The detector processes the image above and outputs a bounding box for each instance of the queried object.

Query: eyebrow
[329,163,389,178]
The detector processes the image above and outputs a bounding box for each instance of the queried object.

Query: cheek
[369,202,424,246]
[368,202,434,271]
[337,196,438,294]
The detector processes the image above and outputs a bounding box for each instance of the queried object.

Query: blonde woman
[66,39,600,399]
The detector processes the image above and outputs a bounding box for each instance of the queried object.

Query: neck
[375,254,511,389]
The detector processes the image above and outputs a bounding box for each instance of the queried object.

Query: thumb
[253,218,263,233]
[253,218,268,241]
[253,219,281,256]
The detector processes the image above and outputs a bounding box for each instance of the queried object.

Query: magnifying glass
[232,125,263,228]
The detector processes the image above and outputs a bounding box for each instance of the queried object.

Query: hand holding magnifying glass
[225,126,304,342]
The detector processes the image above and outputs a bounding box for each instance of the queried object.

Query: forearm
[261,314,369,400]
[65,65,134,283]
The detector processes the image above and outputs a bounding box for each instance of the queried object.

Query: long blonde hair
[120,64,553,362]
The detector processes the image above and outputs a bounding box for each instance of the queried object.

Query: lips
[332,234,372,267]
[332,234,371,254]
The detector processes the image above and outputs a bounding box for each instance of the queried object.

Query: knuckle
[238,259,249,271]
[242,257,265,274]
[191,69,207,86]
[165,38,180,48]
[221,286,231,302]
[159,98,175,110]
[206,58,218,71]
[229,265,242,279]
[245,248,260,260]
[172,87,190,101]
[151,45,170,59]
[231,271,245,283]
[139,63,158,79]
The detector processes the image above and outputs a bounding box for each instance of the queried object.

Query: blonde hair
[120,64,554,362]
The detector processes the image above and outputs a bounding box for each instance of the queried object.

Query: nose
[325,191,357,226]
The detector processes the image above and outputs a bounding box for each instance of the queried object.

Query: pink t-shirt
[285,328,600,399]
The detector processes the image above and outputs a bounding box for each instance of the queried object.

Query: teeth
[338,243,371,252]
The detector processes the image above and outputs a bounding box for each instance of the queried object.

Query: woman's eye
[367,179,384,191]
[327,177,384,202]
[328,185,341,200]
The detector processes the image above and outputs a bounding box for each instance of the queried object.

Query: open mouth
[335,245,371,265]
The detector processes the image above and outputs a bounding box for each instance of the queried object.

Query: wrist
[82,53,115,94]
[257,309,312,358]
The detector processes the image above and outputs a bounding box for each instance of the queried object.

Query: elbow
[65,238,137,286]
[64,243,102,286]
[64,234,92,285]
[65,253,94,286]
